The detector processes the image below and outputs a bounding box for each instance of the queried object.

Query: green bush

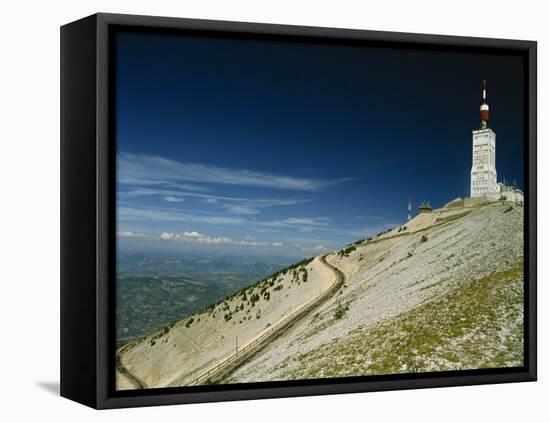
[338,245,357,257]
[334,303,349,320]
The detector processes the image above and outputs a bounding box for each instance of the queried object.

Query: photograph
[113,29,526,390]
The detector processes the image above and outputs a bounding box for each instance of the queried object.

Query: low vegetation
[155,256,318,331]
[280,263,524,380]
[333,303,349,320]
[338,245,357,258]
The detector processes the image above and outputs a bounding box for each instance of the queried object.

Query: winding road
[116,353,147,390]
[187,254,345,386]
[116,254,346,389]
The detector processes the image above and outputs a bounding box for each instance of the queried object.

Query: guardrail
[188,256,344,386]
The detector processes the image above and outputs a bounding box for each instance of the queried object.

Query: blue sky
[115,31,525,258]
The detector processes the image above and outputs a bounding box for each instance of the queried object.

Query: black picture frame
[60,12,537,409]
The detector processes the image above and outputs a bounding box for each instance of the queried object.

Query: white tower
[407,197,412,221]
[470,80,499,199]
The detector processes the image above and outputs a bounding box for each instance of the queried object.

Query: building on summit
[469,81,523,204]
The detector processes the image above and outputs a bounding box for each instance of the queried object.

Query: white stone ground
[224,200,524,383]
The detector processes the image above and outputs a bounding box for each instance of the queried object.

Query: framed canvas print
[60,13,537,409]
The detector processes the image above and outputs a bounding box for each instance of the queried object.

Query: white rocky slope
[223,200,524,382]
[116,256,336,389]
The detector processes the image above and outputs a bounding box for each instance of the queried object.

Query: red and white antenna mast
[480,80,490,129]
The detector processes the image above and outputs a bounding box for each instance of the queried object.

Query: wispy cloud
[119,188,309,215]
[164,196,185,203]
[118,152,350,192]
[354,215,384,220]
[278,217,330,226]
[119,207,244,225]
[259,217,332,232]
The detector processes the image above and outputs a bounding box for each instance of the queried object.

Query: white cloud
[164,196,185,203]
[117,231,150,238]
[118,152,350,192]
[182,231,203,238]
[159,231,282,248]
[160,231,232,244]
[301,244,329,253]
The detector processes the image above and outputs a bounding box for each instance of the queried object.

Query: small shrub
[338,245,357,257]
[334,303,349,320]
[274,284,283,291]
[420,235,428,243]
[250,292,260,307]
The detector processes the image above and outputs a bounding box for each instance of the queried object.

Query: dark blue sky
[115,30,525,257]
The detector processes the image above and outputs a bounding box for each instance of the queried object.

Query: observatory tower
[470,81,499,198]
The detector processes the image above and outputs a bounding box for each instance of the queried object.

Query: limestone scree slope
[117,199,524,388]
[224,200,524,383]
[116,256,336,389]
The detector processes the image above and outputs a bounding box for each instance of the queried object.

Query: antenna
[407,197,412,221]
[480,80,490,129]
